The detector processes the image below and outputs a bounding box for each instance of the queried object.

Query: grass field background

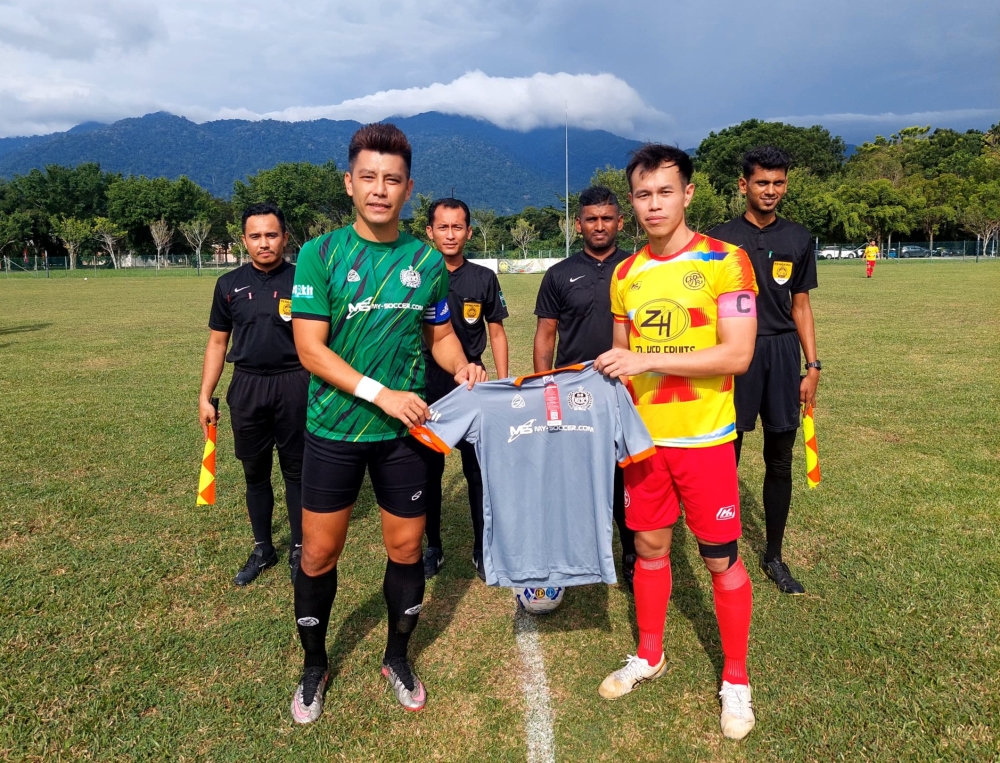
[1,259,998,761]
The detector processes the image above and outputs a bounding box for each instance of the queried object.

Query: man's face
[739,167,787,215]
[426,206,473,256]
[345,150,413,228]
[242,214,287,269]
[628,162,694,240]
[576,203,623,253]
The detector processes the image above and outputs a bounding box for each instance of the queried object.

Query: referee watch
[805,360,822,371]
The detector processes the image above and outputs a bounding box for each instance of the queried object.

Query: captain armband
[718,290,757,318]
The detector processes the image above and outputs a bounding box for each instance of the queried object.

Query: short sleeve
[717,247,758,297]
[612,380,655,467]
[423,262,451,325]
[291,237,331,320]
[208,279,232,331]
[410,385,482,454]
[484,273,509,323]
[610,267,627,320]
[791,239,818,294]
[533,269,561,319]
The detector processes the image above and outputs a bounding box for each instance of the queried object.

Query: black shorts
[301,432,433,517]
[734,332,801,433]
[227,367,309,461]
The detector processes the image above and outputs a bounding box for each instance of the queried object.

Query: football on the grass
[514,586,565,614]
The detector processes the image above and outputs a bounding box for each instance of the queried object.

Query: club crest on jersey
[683,271,706,290]
[278,298,292,322]
[400,267,422,288]
[772,261,792,286]
[463,301,482,324]
[567,386,593,411]
[347,269,360,283]
[511,394,526,409]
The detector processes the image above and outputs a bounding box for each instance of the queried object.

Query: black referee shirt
[534,247,631,367]
[709,216,817,336]
[423,258,508,389]
[208,260,302,373]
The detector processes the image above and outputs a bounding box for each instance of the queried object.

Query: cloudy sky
[1,0,997,145]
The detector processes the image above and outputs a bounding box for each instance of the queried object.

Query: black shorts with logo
[301,432,433,517]
[227,367,309,464]
[734,331,801,433]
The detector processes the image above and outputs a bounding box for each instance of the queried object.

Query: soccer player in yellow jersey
[864,239,879,277]
[594,144,759,741]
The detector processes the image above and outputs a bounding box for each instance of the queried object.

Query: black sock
[459,441,484,557]
[613,466,636,558]
[294,566,338,670]
[424,452,445,550]
[762,429,796,562]
[284,479,303,549]
[246,481,275,551]
[383,559,425,663]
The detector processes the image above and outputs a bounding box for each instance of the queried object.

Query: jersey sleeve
[792,238,818,294]
[484,272,509,323]
[610,266,628,321]
[612,380,655,467]
[533,269,561,319]
[717,247,759,297]
[423,261,451,325]
[410,385,482,454]
[207,279,232,331]
[291,238,331,321]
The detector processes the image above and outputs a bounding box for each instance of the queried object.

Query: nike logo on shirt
[234,285,251,292]
[569,276,586,283]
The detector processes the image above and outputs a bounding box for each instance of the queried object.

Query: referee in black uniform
[421,198,509,581]
[532,185,637,587]
[710,146,820,595]
[200,202,308,586]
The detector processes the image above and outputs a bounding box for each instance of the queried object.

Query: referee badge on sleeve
[278,298,292,322]
[772,261,792,286]
[463,301,482,324]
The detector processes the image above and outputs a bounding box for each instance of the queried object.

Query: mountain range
[0,112,643,214]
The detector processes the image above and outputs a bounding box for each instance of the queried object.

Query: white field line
[514,607,556,763]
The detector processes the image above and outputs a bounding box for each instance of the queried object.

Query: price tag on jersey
[544,381,562,427]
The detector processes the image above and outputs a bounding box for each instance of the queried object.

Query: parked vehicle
[899,245,932,258]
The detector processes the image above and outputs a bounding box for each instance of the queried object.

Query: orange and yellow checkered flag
[197,423,216,505]
[803,404,820,489]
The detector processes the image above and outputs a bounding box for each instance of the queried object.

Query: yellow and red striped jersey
[610,233,758,448]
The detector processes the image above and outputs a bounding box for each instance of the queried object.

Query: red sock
[711,557,752,685]
[634,553,671,664]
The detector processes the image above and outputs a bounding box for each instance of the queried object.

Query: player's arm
[293,318,430,428]
[792,291,819,409]
[487,321,509,379]
[199,329,229,438]
[423,322,488,389]
[532,318,558,372]
[595,291,757,379]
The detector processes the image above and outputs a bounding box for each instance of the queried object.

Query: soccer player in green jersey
[288,124,487,721]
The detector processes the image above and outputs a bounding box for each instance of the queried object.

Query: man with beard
[532,185,637,587]
[710,146,820,595]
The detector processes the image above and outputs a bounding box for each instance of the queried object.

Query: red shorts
[623,442,741,543]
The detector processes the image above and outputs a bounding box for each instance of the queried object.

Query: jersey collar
[513,364,586,386]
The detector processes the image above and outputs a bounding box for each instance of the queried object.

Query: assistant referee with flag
[200,202,307,586]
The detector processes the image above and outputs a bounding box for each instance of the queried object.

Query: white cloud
[203,71,670,136]
[0,0,164,60]
[769,108,1000,126]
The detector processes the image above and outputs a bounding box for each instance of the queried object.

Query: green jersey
[291,226,450,442]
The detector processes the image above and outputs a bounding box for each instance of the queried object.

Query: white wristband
[354,376,385,404]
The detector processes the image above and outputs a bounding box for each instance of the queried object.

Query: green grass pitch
[1,260,998,761]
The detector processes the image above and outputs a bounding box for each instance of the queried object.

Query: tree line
[2,119,998,268]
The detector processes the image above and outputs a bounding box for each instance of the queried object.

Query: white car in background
[817,246,862,259]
